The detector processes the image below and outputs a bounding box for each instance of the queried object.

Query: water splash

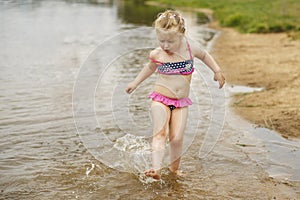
[86,163,95,177]
[113,133,151,153]
[113,134,152,175]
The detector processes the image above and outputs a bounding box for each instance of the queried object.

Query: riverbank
[148,0,300,34]
[210,24,300,139]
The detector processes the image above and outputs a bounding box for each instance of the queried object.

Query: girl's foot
[144,169,161,180]
[168,168,186,178]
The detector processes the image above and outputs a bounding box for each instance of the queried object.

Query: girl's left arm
[193,44,225,89]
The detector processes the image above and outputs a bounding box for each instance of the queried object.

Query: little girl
[125,10,225,180]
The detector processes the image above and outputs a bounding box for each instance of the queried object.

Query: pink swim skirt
[148,91,192,108]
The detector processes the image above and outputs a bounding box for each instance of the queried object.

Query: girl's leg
[145,101,171,179]
[168,106,188,173]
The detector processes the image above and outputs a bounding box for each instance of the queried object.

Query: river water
[0,1,299,199]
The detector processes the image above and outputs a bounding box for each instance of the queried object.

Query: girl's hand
[125,82,137,94]
[214,72,225,89]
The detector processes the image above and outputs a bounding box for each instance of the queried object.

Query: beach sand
[211,25,300,139]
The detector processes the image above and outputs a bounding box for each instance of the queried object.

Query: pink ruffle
[148,92,192,108]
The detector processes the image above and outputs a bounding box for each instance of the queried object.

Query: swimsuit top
[149,40,194,75]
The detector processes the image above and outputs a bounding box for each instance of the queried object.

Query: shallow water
[0,1,299,199]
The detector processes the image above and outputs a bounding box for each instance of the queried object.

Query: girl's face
[156,28,183,54]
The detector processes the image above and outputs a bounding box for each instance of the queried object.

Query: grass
[149,0,300,33]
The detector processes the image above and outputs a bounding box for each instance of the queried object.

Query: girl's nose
[163,43,169,49]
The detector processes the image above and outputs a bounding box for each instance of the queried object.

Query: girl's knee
[169,135,183,146]
[152,130,168,150]
[153,129,167,140]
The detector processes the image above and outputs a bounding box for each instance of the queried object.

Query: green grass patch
[149,0,300,34]
[287,31,300,40]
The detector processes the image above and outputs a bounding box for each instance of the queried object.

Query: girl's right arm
[125,54,157,94]
[191,41,225,89]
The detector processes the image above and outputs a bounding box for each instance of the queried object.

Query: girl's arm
[125,55,157,94]
[192,43,225,89]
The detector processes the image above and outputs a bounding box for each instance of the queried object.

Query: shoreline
[208,24,300,196]
[209,23,300,139]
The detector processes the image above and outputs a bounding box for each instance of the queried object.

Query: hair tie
[158,14,166,20]
[170,14,176,19]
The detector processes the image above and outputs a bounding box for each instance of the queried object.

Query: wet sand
[205,21,300,198]
[211,25,300,139]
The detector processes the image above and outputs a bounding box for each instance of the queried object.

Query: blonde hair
[154,10,185,34]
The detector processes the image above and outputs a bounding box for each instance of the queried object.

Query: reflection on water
[1,0,115,6]
[117,0,164,26]
[0,0,299,199]
[227,85,264,93]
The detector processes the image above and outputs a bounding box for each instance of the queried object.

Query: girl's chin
[164,50,173,55]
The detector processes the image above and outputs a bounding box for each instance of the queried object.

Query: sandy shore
[210,25,300,139]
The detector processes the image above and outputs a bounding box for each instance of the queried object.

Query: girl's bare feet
[144,169,161,180]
